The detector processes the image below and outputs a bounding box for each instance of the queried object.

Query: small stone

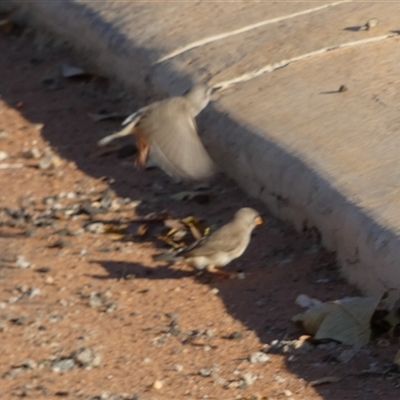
[249,351,270,364]
[337,348,357,364]
[153,380,163,390]
[8,296,20,304]
[255,298,266,307]
[66,192,76,199]
[199,365,218,377]
[274,375,287,383]
[10,316,27,325]
[168,319,181,336]
[209,288,219,295]
[2,367,22,379]
[204,329,215,338]
[49,238,72,249]
[213,377,227,386]
[0,151,9,161]
[241,372,258,387]
[15,255,31,269]
[89,293,103,308]
[237,272,246,280]
[45,276,55,285]
[85,222,105,234]
[21,359,37,369]
[282,389,293,397]
[174,364,183,372]
[52,358,75,372]
[73,347,101,368]
[28,287,41,298]
[199,368,213,377]
[226,331,243,340]
[21,148,41,159]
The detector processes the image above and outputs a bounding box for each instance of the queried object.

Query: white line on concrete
[212,33,399,92]
[155,1,348,64]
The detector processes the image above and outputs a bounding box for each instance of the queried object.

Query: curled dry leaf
[181,216,210,240]
[309,376,341,387]
[292,295,383,345]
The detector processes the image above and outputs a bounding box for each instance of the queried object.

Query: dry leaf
[309,376,341,387]
[156,232,185,249]
[181,216,210,240]
[293,295,382,345]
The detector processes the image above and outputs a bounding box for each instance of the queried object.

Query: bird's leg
[206,265,237,279]
[134,129,150,167]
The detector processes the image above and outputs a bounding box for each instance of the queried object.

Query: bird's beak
[255,216,263,225]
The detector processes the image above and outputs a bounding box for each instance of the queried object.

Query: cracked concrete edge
[2,1,398,298]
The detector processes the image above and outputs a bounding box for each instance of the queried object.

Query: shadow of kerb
[6,0,193,98]
[199,103,400,298]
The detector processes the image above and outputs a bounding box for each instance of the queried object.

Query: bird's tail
[97,114,141,147]
[153,250,184,262]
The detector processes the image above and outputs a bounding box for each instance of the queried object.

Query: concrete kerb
[1,1,399,298]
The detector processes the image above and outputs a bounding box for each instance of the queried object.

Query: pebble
[52,358,75,372]
[10,316,27,325]
[0,151,9,161]
[21,359,37,369]
[199,365,218,377]
[89,293,103,308]
[73,347,102,368]
[241,372,258,387]
[174,364,183,372]
[21,148,41,159]
[86,222,105,234]
[153,380,163,390]
[337,348,357,364]
[226,331,243,340]
[28,287,41,298]
[269,338,314,354]
[15,255,31,269]
[45,276,55,285]
[248,351,270,364]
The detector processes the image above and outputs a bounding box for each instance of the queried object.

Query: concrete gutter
[3,0,400,297]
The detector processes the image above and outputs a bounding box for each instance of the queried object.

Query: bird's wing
[140,99,216,181]
[186,221,248,258]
